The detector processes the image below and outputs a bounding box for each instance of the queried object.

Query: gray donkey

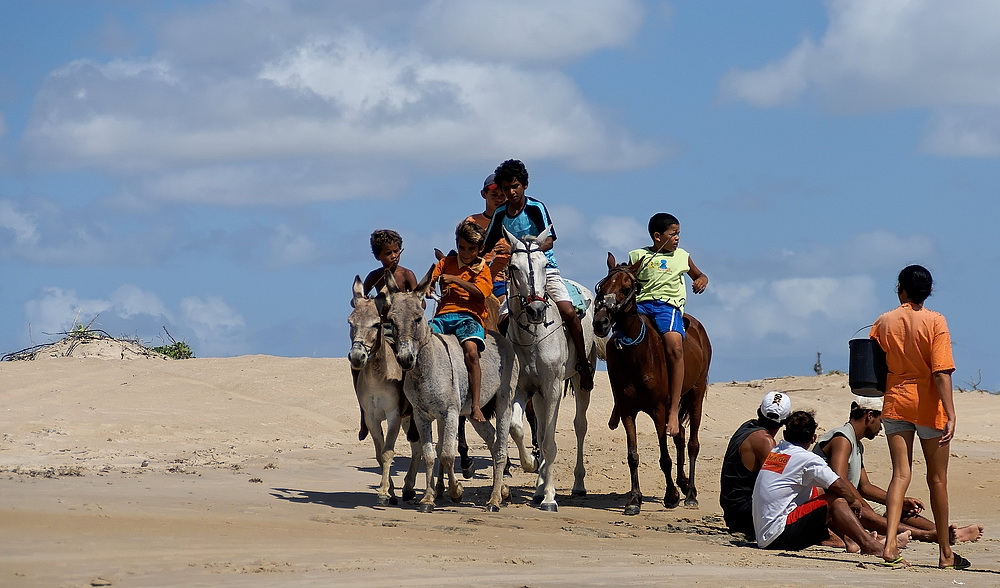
[378,267,516,513]
[348,276,421,506]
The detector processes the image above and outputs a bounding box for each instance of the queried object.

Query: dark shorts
[636,300,686,338]
[723,507,756,540]
[492,280,507,298]
[429,312,485,352]
[766,496,829,551]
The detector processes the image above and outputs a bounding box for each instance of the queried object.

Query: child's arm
[362,268,385,296]
[438,274,487,301]
[688,257,709,294]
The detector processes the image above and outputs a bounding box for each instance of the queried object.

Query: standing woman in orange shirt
[870,265,969,570]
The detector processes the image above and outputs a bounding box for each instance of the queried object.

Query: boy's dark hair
[648,213,680,237]
[456,220,486,248]
[370,229,402,258]
[494,159,528,187]
[897,264,933,304]
[783,410,818,445]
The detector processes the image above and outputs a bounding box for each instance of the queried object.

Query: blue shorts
[636,300,686,338]
[429,312,485,352]
[882,417,943,440]
[492,281,507,298]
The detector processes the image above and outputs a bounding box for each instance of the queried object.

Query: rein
[595,265,646,348]
[507,242,560,343]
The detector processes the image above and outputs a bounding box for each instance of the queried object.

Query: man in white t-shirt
[752,410,888,554]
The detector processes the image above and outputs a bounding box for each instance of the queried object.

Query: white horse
[348,276,421,506]
[504,227,598,511]
[378,267,516,513]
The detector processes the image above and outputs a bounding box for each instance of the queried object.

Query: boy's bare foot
[471,407,487,423]
[950,523,984,544]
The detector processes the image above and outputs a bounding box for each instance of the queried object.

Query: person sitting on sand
[429,221,493,423]
[720,390,791,540]
[813,395,984,548]
[753,410,908,555]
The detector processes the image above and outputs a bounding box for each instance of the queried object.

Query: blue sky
[1,1,997,389]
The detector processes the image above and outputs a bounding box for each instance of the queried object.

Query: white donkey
[348,276,421,506]
[504,227,599,511]
[378,267,516,513]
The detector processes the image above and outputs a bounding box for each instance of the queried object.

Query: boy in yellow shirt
[628,213,708,436]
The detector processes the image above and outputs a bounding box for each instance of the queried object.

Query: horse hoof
[684,498,699,508]
[624,504,641,516]
[486,504,500,513]
[531,495,543,505]
[389,496,399,506]
[402,489,416,502]
[572,489,587,497]
[539,503,558,512]
[663,499,680,509]
[376,496,390,506]
[462,465,475,479]
[417,503,435,513]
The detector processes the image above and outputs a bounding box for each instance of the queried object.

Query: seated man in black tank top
[720,391,791,539]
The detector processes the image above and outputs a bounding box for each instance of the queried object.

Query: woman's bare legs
[882,430,914,563]
[920,435,956,567]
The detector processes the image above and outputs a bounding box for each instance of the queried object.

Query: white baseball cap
[852,395,883,412]
[760,390,792,422]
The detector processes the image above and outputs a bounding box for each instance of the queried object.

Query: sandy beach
[1,349,997,587]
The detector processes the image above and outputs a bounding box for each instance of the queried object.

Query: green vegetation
[151,340,194,359]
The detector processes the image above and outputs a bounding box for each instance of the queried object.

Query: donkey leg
[571,380,591,497]
[656,411,680,509]
[440,412,463,503]
[402,434,420,503]
[623,414,642,515]
[414,415,438,513]
[457,416,475,479]
[379,412,405,506]
[367,415,392,506]
[469,417,503,511]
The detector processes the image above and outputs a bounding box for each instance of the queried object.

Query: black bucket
[848,338,887,397]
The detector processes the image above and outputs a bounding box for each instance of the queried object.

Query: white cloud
[22,12,657,204]
[415,0,644,63]
[721,0,1000,111]
[24,287,112,336]
[592,215,647,254]
[719,0,1000,157]
[180,296,248,356]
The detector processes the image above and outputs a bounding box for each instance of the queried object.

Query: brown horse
[593,253,712,515]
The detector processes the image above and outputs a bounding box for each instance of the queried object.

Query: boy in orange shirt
[431,221,493,423]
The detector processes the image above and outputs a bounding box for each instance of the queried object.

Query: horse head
[348,275,382,370]
[504,226,551,324]
[379,264,433,370]
[593,252,642,338]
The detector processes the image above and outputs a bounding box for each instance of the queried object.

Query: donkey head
[348,275,382,370]
[379,264,434,370]
[592,252,642,338]
[504,226,552,324]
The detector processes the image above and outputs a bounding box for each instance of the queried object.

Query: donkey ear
[374,290,389,317]
[535,224,552,244]
[414,264,436,298]
[352,275,366,307]
[606,252,616,269]
[384,268,399,294]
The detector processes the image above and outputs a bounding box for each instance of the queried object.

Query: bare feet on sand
[950,523,984,544]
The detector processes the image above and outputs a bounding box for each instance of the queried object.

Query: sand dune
[1,355,996,586]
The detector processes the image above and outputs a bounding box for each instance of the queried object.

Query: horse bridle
[506,242,559,338]
[595,265,647,348]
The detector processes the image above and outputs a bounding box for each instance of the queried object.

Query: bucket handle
[851,324,874,339]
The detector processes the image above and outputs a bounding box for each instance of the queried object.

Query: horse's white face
[505,228,551,324]
[348,276,380,369]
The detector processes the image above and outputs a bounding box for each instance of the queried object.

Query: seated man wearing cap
[752,410,890,554]
[720,390,792,539]
[813,396,984,546]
